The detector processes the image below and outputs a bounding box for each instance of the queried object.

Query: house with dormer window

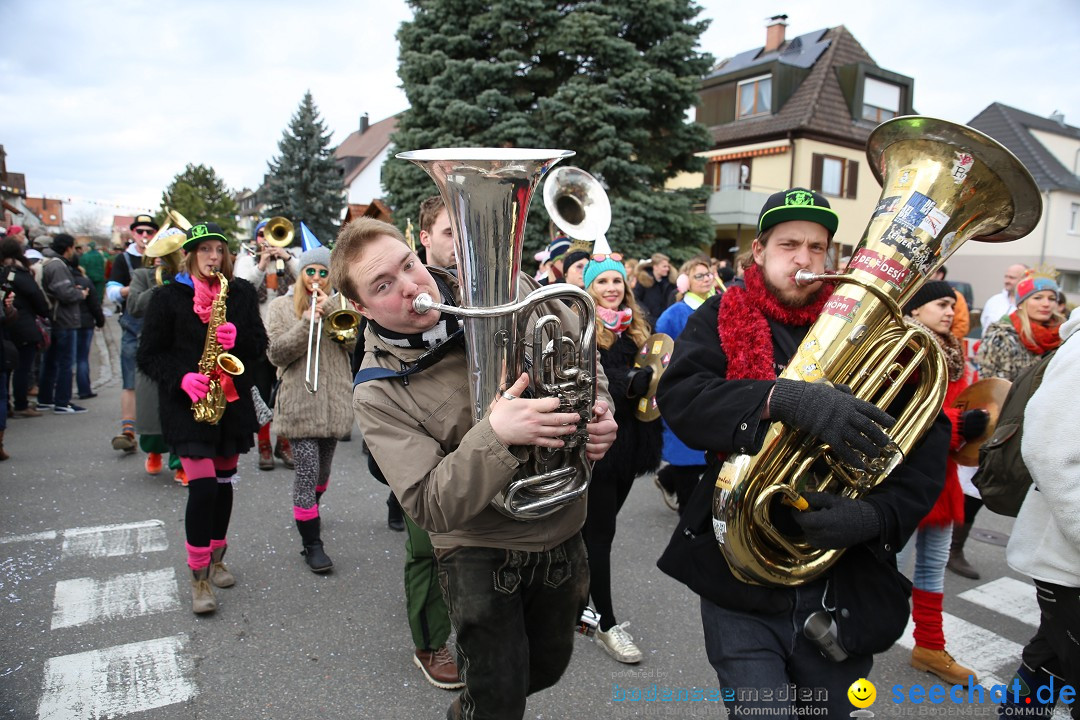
[687,16,915,263]
[960,103,1080,306]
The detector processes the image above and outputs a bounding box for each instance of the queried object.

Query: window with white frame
[737,75,772,119]
[1070,202,1080,234]
[863,77,901,123]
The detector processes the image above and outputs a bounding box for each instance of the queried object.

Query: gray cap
[299,246,331,272]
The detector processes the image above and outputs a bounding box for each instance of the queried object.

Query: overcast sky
[2,0,1078,229]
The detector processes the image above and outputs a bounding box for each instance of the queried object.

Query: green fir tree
[158,163,240,247]
[265,91,345,245]
[383,0,715,261]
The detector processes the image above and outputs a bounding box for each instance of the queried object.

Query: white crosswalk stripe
[51,568,181,630]
[958,576,1042,628]
[37,635,197,720]
[60,520,168,560]
[0,519,198,719]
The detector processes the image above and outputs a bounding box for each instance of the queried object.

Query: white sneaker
[654,475,679,512]
[596,622,643,664]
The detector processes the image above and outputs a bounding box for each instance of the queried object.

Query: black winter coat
[1,263,49,346]
[655,295,949,653]
[137,278,267,452]
[593,331,662,482]
[74,274,105,330]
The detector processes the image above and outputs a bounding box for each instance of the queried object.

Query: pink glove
[181,372,211,403]
[216,322,237,350]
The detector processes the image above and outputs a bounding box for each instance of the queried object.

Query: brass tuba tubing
[304,283,321,394]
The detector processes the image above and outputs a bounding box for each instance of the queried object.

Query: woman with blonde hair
[581,245,662,664]
[266,244,356,573]
[653,256,716,512]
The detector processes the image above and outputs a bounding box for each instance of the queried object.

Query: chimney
[360,113,370,134]
[1050,109,1066,128]
[765,14,788,53]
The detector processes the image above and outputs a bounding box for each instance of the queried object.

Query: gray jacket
[40,248,85,329]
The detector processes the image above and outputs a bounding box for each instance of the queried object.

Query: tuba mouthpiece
[793,269,828,287]
[413,293,435,314]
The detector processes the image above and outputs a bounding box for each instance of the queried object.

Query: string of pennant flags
[0,187,154,214]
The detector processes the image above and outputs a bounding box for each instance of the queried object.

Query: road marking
[37,635,197,720]
[51,568,180,630]
[897,611,1022,690]
[60,520,167,559]
[0,531,58,545]
[958,577,1041,628]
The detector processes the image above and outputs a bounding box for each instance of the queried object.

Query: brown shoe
[209,546,236,588]
[275,437,294,469]
[190,567,217,615]
[414,646,465,690]
[910,646,978,686]
[12,406,43,418]
[111,431,137,453]
[258,441,274,471]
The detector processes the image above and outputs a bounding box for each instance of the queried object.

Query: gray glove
[793,492,881,549]
[769,379,895,470]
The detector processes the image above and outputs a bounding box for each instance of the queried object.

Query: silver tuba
[398,148,598,520]
[543,166,612,244]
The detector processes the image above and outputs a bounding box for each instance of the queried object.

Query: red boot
[257,423,274,471]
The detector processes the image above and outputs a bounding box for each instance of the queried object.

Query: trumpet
[304,287,362,393]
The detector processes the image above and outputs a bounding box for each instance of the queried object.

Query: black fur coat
[593,331,663,482]
[136,277,267,450]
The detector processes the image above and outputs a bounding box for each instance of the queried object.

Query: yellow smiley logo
[848,678,876,708]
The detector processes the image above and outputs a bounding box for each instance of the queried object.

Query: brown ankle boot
[258,441,274,470]
[191,567,217,614]
[0,430,8,461]
[911,645,978,686]
[209,546,235,588]
[275,437,294,469]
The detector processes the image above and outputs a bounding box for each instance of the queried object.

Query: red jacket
[919,372,970,528]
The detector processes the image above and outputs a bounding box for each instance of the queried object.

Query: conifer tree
[265,92,345,245]
[158,163,240,245]
[384,0,715,260]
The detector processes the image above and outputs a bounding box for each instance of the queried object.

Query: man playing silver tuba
[333,218,617,720]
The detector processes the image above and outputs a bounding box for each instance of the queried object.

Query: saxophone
[192,272,246,424]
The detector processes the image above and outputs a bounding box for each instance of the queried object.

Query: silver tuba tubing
[400,148,597,521]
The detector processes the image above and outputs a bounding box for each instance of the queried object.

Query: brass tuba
[713,116,1042,586]
[398,148,597,521]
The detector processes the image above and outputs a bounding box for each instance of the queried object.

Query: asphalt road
[0,316,1057,719]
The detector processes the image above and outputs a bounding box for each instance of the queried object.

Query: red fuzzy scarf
[718,264,833,380]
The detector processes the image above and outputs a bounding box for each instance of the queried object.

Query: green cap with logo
[183,221,230,251]
[757,187,839,235]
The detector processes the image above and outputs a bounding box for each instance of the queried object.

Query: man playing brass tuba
[656,189,949,718]
[332,218,617,720]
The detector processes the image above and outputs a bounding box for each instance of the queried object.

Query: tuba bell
[398,148,598,521]
[713,116,1042,587]
[543,166,612,244]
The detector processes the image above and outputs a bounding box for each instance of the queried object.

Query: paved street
[0,316,1063,719]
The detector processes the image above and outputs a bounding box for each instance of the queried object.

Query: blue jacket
[656,299,706,466]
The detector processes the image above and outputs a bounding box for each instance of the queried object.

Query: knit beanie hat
[583,235,625,290]
[903,280,955,314]
[1015,271,1059,308]
[299,246,331,271]
[561,250,590,274]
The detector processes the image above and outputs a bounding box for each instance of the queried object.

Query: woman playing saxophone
[137,221,266,615]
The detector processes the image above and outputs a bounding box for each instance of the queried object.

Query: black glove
[958,409,989,441]
[626,365,654,399]
[768,379,895,470]
[793,492,881,549]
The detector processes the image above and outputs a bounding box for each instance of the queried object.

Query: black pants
[1011,580,1080,718]
[436,535,589,720]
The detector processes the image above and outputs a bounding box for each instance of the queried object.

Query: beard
[760,268,818,308]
